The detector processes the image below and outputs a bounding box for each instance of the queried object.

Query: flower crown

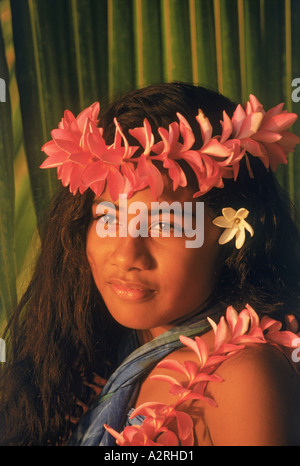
[40,95,300,201]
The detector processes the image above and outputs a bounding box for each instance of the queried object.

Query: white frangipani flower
[212,207,254,249]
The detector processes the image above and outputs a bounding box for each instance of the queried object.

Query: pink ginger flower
[104,305,300,446]
[81,118,139,200]
[219,95,300,177]
[41,97,300,200]
[260,314,300,347]
[128,118,165,200]
[150,110,234,197]
[105,402,194,446]
[40,102,101,194]
[41,103,139,200]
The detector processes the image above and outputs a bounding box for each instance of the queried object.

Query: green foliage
[0,0,299,331]
[0,15,17,323]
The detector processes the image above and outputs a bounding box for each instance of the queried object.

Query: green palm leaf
[0,0,299,333]
[0,18,17,323]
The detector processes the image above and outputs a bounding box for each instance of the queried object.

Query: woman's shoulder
[135,331,300,445]
[134,328,215,407]
[136,332,300,404]
[204,342,300,445]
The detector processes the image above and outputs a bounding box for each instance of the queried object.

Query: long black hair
[0,82,299,445]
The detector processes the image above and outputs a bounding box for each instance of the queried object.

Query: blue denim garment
[68,303,223,446]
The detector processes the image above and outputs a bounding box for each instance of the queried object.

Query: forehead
[93,177,198,209]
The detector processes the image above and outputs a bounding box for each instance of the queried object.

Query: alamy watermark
[0,78,6,103]
[292,338,300,363]
[291,78,300,103]
[0,338,6,363]
[95,196,204,248]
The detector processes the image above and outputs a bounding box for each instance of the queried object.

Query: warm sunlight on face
[86,181,222,339]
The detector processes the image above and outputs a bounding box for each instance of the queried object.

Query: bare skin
[85,177,300,445]
[134,327,300,446]
[86,181,222,337]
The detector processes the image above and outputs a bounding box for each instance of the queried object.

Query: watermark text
[292,337,300,363]
[291,78,300,103]
[0,78,5,102]
[0,338,6,362]
[95,196,204,248]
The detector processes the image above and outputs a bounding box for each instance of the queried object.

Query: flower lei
[40,96,300,201]
[104,305,300,446]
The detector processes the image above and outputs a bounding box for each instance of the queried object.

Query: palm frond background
[0,0,300,331]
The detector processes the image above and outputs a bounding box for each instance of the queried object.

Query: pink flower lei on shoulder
[104,305,300,447]
[40,96,300,201]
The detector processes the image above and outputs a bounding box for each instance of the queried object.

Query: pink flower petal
[211,316,230,352]
[76,101,100,132]
[59,109,77,130]
[245,304,260,329]
[69,151,92,165]
[260,316,282,333]
[195,109,212,146]
[150,374,185,389]
[156,430,179,446]
[262,102,284,122]
[136,154,164,200]
[104,424,127,444]
[200,140,231,157]
[182,391,218,407]
[51,128,79,144]
[175,411,194,444]
[177,112,195,151]
[242,138,267,159]
[179,335,209,366]
[87,123,108,157]
[162,158,187,190]
[220,111,233,143]
[278,131,300,152]
[263,142,288,171]
[69,164,86,193]
[41,140,65,156]
[51,135,81,154]
[130,402,171,420]
[253,130,282,143]
[231,104,247,136]
[261,112,298,132]
[237,112,263,139]
[156,359,190,378]
[231,308,251,340]
[87,179,106,197]
[129,118,155,155]
[106,167,125,201]
[266,330,300,347]
[192,372,223,384]
[248,94,264,113]
[81,160,108,185]
[183,360,200,381]
[113,118,139,159]
[226,305,239,332]
[39,152,69,168]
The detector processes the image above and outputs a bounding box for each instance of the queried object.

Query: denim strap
[68,303,223,446]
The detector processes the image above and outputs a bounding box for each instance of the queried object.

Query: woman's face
[86,180,222,338]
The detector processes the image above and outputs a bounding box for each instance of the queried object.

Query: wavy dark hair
[0,82,300,445]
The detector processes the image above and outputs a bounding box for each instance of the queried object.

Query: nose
[109,235,155,272]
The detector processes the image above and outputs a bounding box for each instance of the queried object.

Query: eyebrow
[92,198,196,217]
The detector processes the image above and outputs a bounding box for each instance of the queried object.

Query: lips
[107,278,157,301]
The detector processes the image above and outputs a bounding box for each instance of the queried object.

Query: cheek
[169,235,222,300]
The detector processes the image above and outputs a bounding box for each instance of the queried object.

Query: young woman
[1,82,300,446]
